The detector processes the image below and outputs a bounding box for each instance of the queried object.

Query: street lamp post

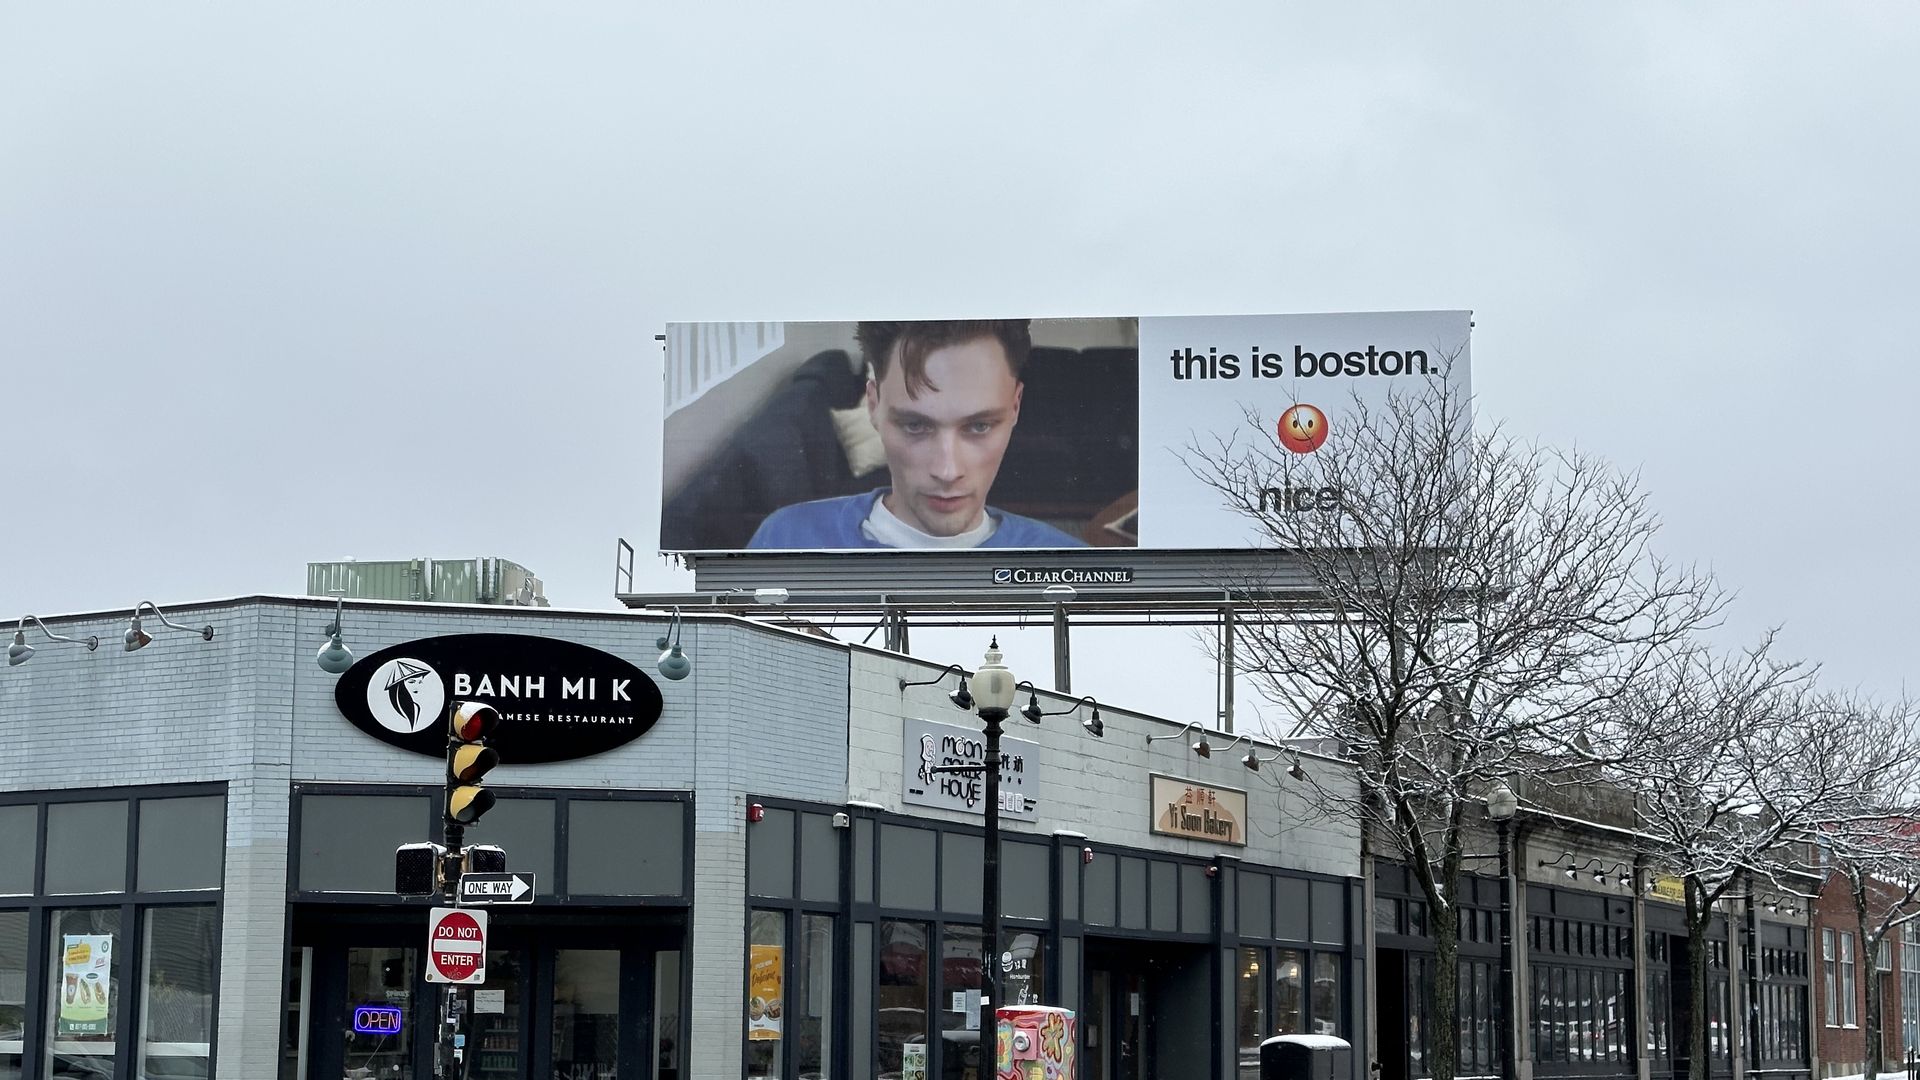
[970,638,1018,1017]
[1487,779,1520,1080]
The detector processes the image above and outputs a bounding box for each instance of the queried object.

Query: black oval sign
[333,633,664,763]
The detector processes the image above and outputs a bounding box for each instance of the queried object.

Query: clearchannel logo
[991,567,1136,586]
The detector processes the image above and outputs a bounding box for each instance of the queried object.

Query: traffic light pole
[436,700,502,1080]
[438,767,466,1080]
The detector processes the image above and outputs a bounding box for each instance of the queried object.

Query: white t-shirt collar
[861,494,998,549]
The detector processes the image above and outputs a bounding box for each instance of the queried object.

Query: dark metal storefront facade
[743,797,1362,1080]
[1374,863,1812,1080]
[280,784,693,1080]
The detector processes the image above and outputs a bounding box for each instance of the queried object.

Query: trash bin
[1260,1034,1352,1080]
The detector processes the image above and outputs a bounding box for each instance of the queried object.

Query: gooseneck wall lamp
[1146,722,1207,751]
[315,595,354,675]
[8,616,100,667]
[1009,685,1108,738]
[1043,695,1105,738]
[1246,749,1311,780]
[1214,733,1251,765]
[899,663,970,707]
[124,601,214,653]
[656,606,691,682]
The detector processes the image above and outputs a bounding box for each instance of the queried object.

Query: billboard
[659,312,1469,553]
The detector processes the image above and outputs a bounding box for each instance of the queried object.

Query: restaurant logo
[367,658,446,734]
[903,717,1041,819]
[334,634,664,763]
[1149,774,1248,847]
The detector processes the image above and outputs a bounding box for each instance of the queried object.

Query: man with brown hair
[749,319,1084,549]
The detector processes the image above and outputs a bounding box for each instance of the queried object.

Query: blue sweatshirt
[747,489,1085,549]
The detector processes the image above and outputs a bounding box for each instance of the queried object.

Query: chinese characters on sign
[1148,775,1248,847]
[902,718,1042,819]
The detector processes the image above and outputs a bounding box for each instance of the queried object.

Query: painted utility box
[996,1005,1074,1080]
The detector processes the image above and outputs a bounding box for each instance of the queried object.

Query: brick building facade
[1811,869,1920,1078]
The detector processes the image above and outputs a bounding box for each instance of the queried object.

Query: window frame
[0,783,228,1080]
[743,799,850,1080]
[1824,928,1840,1026]
[1840,931,1859,1027]
[288,782,693,906]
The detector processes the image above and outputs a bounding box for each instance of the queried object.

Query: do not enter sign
[425,907,487,984]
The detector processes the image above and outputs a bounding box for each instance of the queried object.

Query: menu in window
[58,935,112,1035]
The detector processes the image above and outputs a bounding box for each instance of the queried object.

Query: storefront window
[795,916,833,1080]
[655,951,682,1080]
[45,908,120,1080]
[568,801,683,897]
[44,804,127,896]
[746,911,785,1079]
[551,950,619,1080]
[1001,930,1045,1007]
[135,797,224,893]
[1236,948,1265,1080]
[877,921,929,1080]
[299,794,431,893]
[1,910,24,1080]
[940,925,984,1079]
[0,807,34,896]
[1270,949,1304,1036]
[138,906,217,1080]
[1311,953,1341,1035]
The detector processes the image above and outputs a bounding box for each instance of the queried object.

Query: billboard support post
[884,607,909,654]
[1050,604,1071,693]
[1220,604,1236,734]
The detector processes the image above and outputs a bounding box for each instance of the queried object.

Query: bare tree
[1806,695,1920,1080]
[1187,380,1721,1080]
[1617,647,1901,1080]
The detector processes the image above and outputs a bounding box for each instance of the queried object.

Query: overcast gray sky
[3,4,1913,726]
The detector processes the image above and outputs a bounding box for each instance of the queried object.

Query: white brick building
[0,596,1362,1080]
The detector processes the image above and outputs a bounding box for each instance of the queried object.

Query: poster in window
[58,935,112,1035]
[747,944,783,1040]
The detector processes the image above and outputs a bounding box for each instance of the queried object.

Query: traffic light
[465,845,506,875]
[395,841,445,896]
[446,701,501,826]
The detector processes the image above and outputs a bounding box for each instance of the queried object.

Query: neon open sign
[352,1005,404,1035]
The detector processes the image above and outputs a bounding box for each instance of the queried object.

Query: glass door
[1114,970,1145,1080]
[1084,961,1148,1080]
[464,950,524,1080]
[299,920,682,1080]
[1084,970,1110,1080]
[340,946,419,1080]
[548,950,620,1080]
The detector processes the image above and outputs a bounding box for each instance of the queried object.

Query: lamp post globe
[973,639,1016,716]
[1487,779,1518,822]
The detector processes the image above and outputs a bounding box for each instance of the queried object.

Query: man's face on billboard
[867,336,1023,538]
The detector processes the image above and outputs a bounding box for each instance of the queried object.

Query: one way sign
[458,872,536,905]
